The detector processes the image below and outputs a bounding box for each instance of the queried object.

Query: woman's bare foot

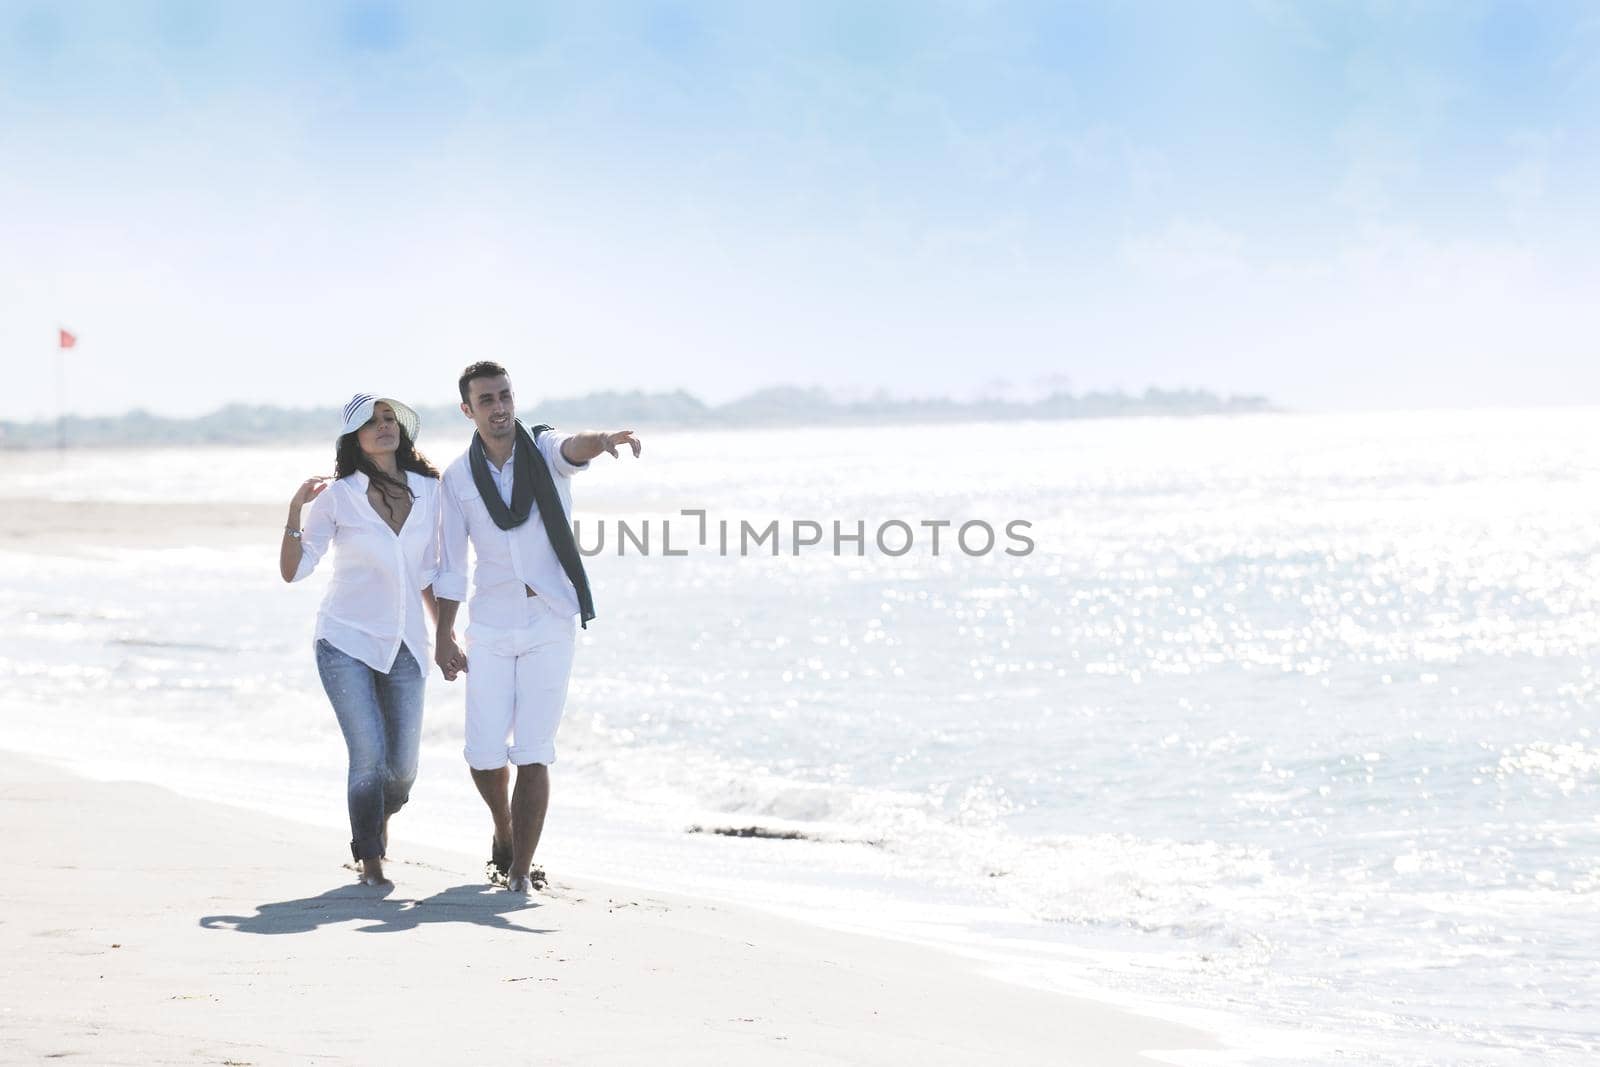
[360,857,392,887]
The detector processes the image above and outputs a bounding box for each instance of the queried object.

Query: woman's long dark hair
[335,425,439,521]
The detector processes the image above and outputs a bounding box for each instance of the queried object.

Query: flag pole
[55,326,75,452]
[55,332,65,453]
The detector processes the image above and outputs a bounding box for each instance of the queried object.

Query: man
[434,361,642,894]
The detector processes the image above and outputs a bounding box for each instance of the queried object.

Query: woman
[279,394,442,887]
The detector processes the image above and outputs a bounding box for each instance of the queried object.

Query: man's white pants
[463,595,577,770]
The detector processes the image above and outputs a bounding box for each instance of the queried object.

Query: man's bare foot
[487,836,513,885]
[505,866,546,893]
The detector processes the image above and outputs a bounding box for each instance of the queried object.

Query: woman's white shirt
[292,471,440,673]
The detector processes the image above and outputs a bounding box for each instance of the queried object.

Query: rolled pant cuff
[350,837,384,863]
[464,747,511,772]
[508,744,557,766]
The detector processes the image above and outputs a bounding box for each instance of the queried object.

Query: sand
[0,750,1216,1065]
[0,499,283,551]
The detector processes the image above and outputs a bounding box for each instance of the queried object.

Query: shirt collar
[489,441,516,476]
[346,469,414,492]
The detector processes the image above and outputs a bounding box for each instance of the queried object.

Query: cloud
[1121,220,1247,282]
[1493,132,1551,228]
[1114,216,1599,407]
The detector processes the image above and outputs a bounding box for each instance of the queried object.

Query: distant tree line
[0,386,1273,449]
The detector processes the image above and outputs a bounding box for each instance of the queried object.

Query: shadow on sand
[199,882,554,936]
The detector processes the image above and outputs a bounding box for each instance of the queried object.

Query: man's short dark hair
[458,361,510,404]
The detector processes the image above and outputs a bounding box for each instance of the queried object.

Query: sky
[1,1,1597,420]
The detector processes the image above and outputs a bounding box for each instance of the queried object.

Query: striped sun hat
[339,394,421,443]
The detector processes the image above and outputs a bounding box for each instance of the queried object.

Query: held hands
[436,633,468,681]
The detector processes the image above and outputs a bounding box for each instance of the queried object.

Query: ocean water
[2,409,1597,1065]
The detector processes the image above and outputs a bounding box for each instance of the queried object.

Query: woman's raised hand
[281,477,328,581]
[289,476,330,512]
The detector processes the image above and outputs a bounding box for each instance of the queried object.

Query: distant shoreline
[0,385,1273,449]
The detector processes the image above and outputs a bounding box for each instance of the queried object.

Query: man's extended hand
[601,429,642,458]
[561,429,642,465]
[436,633,468,681]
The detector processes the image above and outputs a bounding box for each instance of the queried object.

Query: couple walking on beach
[277,361,642,892]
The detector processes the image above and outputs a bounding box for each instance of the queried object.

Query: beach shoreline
[0,489,1233,1065]
[0,748,1220,1065]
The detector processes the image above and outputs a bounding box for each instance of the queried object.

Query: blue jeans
[315,640,425,862]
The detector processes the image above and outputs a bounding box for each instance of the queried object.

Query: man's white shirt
[436,431,589,628]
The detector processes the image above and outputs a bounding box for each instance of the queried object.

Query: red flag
[58,328,77,349]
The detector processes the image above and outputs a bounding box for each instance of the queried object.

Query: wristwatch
[285,526,302,540]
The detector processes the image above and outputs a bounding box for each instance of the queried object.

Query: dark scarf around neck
[468,419,595,628]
